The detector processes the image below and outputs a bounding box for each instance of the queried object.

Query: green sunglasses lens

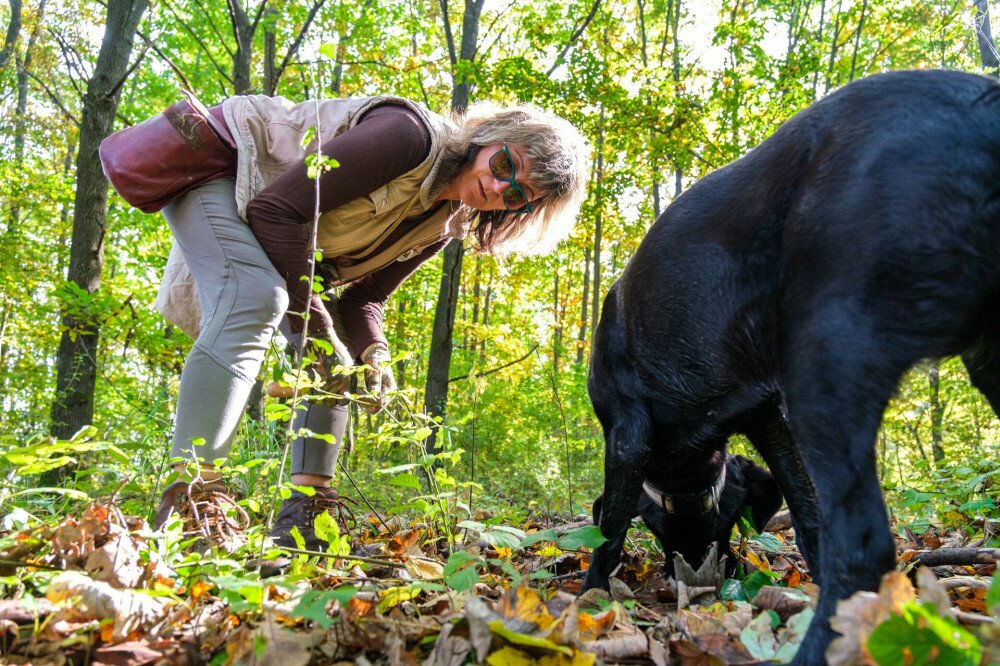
[489,149,514,179]
[502,185,529,209]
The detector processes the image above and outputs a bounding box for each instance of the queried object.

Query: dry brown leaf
[826,571,915,666]
[46,572,168,641]
[92,639,163,665]
[589,633,649,661]
[752,586,812,622]
[424,620,471,666]
[404,557,444,580]
[85,533,144,589]
[915,566,950,615]
[388,528,422,556]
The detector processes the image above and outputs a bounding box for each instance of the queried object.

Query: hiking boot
[153,479,249,551]
[269,486,356,552]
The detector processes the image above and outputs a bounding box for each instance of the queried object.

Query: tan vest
[157,95,468,337]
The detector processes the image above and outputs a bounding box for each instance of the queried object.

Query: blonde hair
[430,102,590,256]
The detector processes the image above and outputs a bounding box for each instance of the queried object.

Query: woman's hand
[360,344,396,414]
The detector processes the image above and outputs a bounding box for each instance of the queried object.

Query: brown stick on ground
[908,548,999,567]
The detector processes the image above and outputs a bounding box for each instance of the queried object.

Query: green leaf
[740,610,780,660]
[556,525,607,550]
[750,533,782,553]
[388,473,423,490]
[290,587,357,629]
[867,602,981,666]
[443,551,481,592]
[986,571,1000,616]
[519,529,558,548]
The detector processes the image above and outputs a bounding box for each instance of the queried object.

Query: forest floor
[0,497,997,665]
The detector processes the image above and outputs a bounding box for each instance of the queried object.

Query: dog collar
[643,465,727,515]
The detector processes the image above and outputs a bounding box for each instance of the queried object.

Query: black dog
[592,454,783,577]
[581,69,1000,664]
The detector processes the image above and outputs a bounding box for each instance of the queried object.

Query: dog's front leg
[582,411,650,592]
[745,406,822,585]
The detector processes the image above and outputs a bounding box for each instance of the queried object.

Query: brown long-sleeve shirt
[245,104,448,358]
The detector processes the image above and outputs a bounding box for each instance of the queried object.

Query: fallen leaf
[826,571,916,666]
[46,571,168,641]
[496,587,556,632]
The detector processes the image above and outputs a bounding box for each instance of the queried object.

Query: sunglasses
[488,144,534,214]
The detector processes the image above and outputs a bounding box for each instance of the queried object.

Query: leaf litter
[0,500,996,664]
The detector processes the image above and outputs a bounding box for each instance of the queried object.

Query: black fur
[580,70,1000,665]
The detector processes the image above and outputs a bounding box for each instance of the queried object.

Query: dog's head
[627,455,782,577]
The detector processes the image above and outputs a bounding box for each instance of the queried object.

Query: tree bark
[51,0,148,440]
[929,362,945,465]
[973,0,999,76]
[227,0,253,94]
[589,114,605,351]
[576,245,590,364]
[423,0,484,453]
[0,0,20,70]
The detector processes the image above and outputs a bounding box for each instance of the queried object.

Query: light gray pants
[161,178,346,476]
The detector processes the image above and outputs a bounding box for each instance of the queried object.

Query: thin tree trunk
[929,363,945,465]
[823,0,844,93]
[589,118,605,348]
[424,0,484,454]
[848,0,867,81]
[973,0,999,76]
[51,0,148,440]
[228,0,253,94]
[576,245,590,364]
[553,268,560,376]
[262,5,278,95]
[0,0,20,70]
[395,299,406,389]
[811,0,827,100]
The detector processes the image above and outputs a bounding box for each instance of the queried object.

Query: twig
[0,558,66,572]
[908,547,999,567]
[448,344,538,383]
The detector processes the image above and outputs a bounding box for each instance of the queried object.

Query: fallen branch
[907,548,999,567]
[938,576,992,590]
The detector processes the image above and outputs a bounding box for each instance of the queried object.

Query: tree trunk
[228,0,253,94]
[929,362,945,465]
[262,5,278,95]
[973,0,999,76]
[424,0,484,453]
[553,268,560,376]
[51,0,148,440]
[0,0,20,70]
[424,239,465,453]
[589,117,605,350]
[576,245,590,364]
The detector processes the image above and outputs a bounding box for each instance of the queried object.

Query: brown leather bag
[100,90,236,213]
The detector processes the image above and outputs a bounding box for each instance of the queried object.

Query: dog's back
[616,70,1000,419]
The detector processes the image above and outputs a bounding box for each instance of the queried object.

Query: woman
[151,93,589,552]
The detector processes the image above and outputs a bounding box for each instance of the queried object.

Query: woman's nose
[489,177,510,196]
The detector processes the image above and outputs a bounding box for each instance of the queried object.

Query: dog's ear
[732,456,783,533]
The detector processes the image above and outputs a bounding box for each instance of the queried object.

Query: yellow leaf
[190,580,213,604]
[378,584,421,613]
[497,587,556,631]
[495,546,513,559]
[488,621,572,655]
[538,545,562,558]
[577,609,616,642]
[487,646,596,666]
[746,549,771,572]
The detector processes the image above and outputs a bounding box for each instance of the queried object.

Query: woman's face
[447,144,542,212]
